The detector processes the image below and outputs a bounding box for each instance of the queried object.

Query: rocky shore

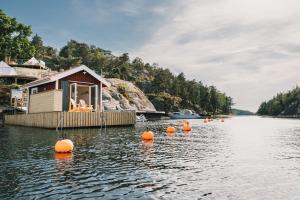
[102,78,157,112]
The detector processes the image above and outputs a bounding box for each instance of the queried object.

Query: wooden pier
[4,111,136,129]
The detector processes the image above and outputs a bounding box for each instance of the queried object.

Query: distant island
[0,9,232,115]
[231,108,254,116]
[257,86,299,117]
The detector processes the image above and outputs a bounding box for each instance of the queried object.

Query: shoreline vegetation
[0,9,233,115]
[258,115,300,119]
[257,86,300,117]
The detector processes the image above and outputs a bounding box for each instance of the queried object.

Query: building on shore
[0,57,52,85]
[0,57,54,111]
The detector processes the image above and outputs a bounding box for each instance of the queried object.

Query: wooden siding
[5,111,136,129]
[29,90,62,113]
[59,70,101,88]
[29,70,103,94]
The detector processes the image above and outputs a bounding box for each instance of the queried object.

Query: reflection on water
[0,116,300,199]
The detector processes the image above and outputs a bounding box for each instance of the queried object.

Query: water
[0,116,300,200]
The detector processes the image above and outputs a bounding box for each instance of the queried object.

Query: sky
[1,0,300,112]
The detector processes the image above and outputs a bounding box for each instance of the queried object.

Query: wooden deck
[4,111,136,129]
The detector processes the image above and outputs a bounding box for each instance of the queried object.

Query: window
[31,87,38,94]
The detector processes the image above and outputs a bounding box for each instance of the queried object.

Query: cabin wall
[27,69,107,112]
[58,70,103,111]
[29,82,55,94]
[59,70,100,87]
[29,90,62,113]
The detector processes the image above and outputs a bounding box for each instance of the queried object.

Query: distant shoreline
[258,115,300,119]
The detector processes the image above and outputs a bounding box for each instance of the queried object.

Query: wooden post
[99,82,103,112]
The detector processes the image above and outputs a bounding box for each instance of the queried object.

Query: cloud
[70,0,171,22]
[133,0,300,111]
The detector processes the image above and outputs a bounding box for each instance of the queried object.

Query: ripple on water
[1,117,300,199]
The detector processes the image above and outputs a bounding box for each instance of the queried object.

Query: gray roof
[0,61,17,76]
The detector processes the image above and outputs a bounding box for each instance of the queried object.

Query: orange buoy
[54,152,73,160]
[142,131,154,140]
[55,139,74,153]
[182,125,192,131]
[220,118,224,122]
[166,126,176,133]
[166,131,175,138]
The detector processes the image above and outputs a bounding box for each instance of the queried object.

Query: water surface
[1,116,300,199]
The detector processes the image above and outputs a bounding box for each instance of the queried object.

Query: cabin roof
[23,65,111,88]
[0,61,17,76]
[21,57,48,70]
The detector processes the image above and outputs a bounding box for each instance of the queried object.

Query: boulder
[103,79,156,112]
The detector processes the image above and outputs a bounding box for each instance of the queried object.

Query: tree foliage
[257,86,300,116]
[0,9,35,59]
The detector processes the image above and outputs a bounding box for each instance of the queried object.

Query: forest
[257,86,300,116]
[0,9,232,114]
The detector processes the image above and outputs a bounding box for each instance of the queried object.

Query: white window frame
[89,85,98,110]
[70,83,77,103]
[31,87,38,95]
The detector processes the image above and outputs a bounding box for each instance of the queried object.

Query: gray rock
[103,78,156,112]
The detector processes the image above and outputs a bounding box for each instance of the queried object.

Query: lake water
[0,116,300,200]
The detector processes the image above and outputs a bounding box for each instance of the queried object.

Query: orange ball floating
[182,125,192,131]
[220,118,224,122]
[166,126,176,133]
[54,152,73,160]
[166,131,175,138]
[142,131,154,140]
[55,139,74,153]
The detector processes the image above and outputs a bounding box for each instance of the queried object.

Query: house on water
[23,65,110,113]
[5,65,136,128]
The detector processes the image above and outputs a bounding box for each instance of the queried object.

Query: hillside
[0,9,233,114]
[231,108,254,115]
[257,86,300,116]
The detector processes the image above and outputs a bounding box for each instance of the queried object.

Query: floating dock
[136,110,167,120]
[4,111,136,129]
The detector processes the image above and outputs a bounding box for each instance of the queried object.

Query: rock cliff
[102,79,156,111]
